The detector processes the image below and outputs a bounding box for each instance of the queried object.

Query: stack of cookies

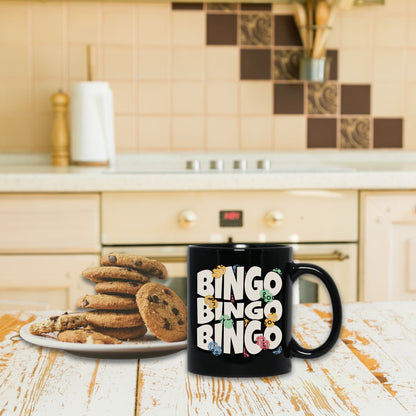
[76,253,168,341]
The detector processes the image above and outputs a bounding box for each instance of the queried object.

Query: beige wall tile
[67,2,100,44]
[375,0,407,16]
[406,50,416,82]
[34,80,64,114]
[138,81,169,114]
[172,12,205,46]
[206,81,238,115]
[340,15,372,48]
[103,46,134,81]
[272,4,295,15]
[274,115,307,150]
[137,116,171,151]
[0,117,32,152]
[374,16,406,48]
[206,47,239,81]
[408,20,416,48]
[137,3,170,14]
[114,115,137,151]
[0,4,28,45]
[33,114,53,152]
[137,11,170,46]
[240,116,273,150]
[172,81,204,114]
[0,80,30,115]
[339,48,372,83]
[172,116,204,150]
[68,45,90,80]
[240,81,273,115]
[172,47,204,81]
[206,116,239,150]
[0,45,29,78]
[326,14,341,49]
[102,4,135,45]
[33,45,64,80]
[404,118,416,150]
[111,81,135,114]
[372,82,404,117]
[405,83,416,116]
[32,3,64,45]
[373,48,405,82]
[138,47,170,80]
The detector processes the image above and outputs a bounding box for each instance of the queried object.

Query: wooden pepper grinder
[51,90,70,166]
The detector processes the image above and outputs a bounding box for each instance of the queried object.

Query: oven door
[102,243,357,305]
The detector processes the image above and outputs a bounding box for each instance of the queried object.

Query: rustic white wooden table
[1,301,415,416]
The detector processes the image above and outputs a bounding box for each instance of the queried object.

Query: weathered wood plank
[137,304,408,415]
[0,311,138,416]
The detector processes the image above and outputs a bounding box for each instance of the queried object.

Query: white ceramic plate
[20,322,187,358]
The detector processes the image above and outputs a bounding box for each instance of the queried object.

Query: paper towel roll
[70,82,115,166]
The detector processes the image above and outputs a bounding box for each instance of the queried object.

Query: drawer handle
[151,250,349,264]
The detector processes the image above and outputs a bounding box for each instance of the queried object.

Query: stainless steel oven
[102,189,358,304]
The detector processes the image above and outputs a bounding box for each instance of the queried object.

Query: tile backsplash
[0,0,414,153]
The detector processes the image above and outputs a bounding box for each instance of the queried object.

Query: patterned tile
[373,118,403,148]
[308,83,337,115]
[241,14,271,46]
[341,84,371,114]
[273,49,302,81]
[241,49,271,80]
[307,118,337,148]
[207,14,237,45]
[341,118,370,149]
[207,3,238,11]
[274,15,302,46]
[274,83,304,114]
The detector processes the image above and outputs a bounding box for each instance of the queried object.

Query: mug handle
[288,263,342,359]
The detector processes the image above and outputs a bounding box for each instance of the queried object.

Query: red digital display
[220,210,243,227]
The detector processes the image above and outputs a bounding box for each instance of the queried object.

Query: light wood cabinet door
[0,255,98,310]
[360,191,416,301]
[0,194,100,253]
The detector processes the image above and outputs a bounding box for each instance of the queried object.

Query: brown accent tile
[273,49,302,80]
[308,83,337,115]
[207,3,238,11]
[274,83,304,114]
[327,49,338,81]
[241,49,271,80]
[241,3,272,11]
[307,118,337,148]
[241,14,271,46]
[172,3,203,10]
[373,118,403,148]
[207,14,237,45]
[274,15,302,46]
[341,118,370,149]
[341,84,371,114]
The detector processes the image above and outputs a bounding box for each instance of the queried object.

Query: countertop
[1,151,416,192]
[0,301,415,415]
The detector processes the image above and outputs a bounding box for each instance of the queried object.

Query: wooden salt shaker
[51,90,70,166]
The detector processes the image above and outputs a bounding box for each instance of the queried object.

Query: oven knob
[178,210,198,228]
[265,210,284,228]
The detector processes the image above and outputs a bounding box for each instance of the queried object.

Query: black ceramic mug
[187,243,342,377]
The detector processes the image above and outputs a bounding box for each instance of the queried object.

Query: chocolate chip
[83,299,89,307]
[163,320,171,330]
[131,282,139,287]
[163,300,168,305]
[50,315,59,321]
[135,260,142,267]
[147,295,153,302]
[150,267,157,273]
[152,295,159,303]
[164,289,171,295]
[178,319,183,325]
[172,308,179,315]
[108,255,117,263]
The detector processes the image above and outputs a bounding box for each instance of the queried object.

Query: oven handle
[151,250,349,263]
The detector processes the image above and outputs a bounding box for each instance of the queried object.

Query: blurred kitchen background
[1,0,416,311]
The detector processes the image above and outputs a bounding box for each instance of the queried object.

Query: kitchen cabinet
[360,191,416,301]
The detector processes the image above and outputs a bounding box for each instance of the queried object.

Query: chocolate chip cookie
[82,266,150,283]
[86,311,143,328]
[95,281,143,297]
[102,253,167,280]
[30,312,87,335]
[88,325,147,341]
[57,329,121,344]
[76,294,138,311]
[136,283,187,342]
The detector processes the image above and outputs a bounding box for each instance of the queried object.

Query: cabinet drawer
[0,255,98,309]
[0,194,100,253]
[102,191,358,244]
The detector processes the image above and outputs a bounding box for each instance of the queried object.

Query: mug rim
[188,243,292,251]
